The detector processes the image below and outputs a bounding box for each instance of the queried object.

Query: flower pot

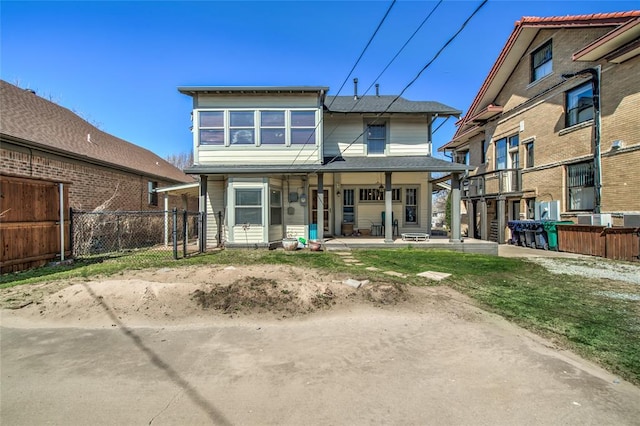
[308,240,322,251]
[282,238,298,251]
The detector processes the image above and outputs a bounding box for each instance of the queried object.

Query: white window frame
[567,162,595,211]
[365,122,387,155]
[197,108,318,147]
[531,40,552,82]
[566,83,594,128]
[234,188,263,225]
[404,187,418,225]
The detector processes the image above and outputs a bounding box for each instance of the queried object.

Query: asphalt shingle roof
[325,95,461,116]
[0,80,193,184]
[185,155,469,174]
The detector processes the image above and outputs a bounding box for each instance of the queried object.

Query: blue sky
[1,0,637,160]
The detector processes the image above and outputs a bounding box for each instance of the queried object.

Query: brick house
[0,80,196,211]
[439,11,640,243]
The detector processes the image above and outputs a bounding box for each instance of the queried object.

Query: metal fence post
[116,214,121,252]
[183,210,187,258]
[69,207,74,258]
[172,208,178,260]
[217,210,223,247]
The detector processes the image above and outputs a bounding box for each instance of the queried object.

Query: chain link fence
[71,209,202,262]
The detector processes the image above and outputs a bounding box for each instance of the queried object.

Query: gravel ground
[529,257,640,286]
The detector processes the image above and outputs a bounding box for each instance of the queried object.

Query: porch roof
[184,155,470,175]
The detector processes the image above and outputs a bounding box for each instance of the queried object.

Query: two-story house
[440,11,640,243]
[179,84,469,248]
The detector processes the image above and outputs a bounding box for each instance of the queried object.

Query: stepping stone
[354,263,365,266]
[384,271,406,278]
[335,252,353,256]
[342,258,359,263]
[365,266,381,271]
[417,271,452,281]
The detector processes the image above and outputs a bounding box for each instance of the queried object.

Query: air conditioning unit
[577,214,612,227]
[623,214,640,227]
[535,201,560,221]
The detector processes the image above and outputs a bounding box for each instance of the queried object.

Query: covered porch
[186,155,470,249]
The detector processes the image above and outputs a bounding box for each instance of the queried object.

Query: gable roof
[441,10,640,151]
[0,80,193,184]
[325,95,461,116]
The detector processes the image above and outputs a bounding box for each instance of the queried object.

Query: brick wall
[1,141,198,212]
[460,26,639,219]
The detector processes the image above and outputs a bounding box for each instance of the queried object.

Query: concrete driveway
[2,299,639,425]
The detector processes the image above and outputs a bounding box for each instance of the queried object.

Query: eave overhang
[573,17,640,63]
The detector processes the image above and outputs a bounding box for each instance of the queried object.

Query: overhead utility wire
[326,0,397,110]
[286,0,397,171]
[292,0,443,170]
[311,0,489,174]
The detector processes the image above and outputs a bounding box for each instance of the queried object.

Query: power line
[290,0,444,169]
[312,0,489,173]
[286,0,398,171]
[326,0,397,109]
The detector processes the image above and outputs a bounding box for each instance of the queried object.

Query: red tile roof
[0,80,194,184]
[443,10,640,150]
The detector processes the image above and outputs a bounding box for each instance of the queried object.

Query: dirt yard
[2,264,640,425]
[0,265,414,326]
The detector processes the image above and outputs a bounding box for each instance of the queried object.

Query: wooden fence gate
[1,174,71,273]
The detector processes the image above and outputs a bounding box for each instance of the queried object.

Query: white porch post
[426,173,433,234]
[467,200,475,239]
[317,173,324,242]
[384,171,393,243]
[199,175,208,251]
[450,172,462,242]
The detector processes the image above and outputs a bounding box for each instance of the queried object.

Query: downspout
[562,67,602,213]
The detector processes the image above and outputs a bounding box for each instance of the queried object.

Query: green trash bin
[541,221,573,251]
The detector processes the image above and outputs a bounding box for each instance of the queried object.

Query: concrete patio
[322,235,498,255]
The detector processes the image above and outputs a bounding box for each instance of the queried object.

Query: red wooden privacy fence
[557,224,640,262]
[1,174,71,273]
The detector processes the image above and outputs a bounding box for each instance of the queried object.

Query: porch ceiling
[184,156,470,175]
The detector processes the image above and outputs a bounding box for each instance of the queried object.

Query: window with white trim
[531,40,552,82]
[405,188,418,224]
[270,189,282,225]
[197,109,317,147]
[290,111,316,145]
[366,123,386,155]
[567,162,595,211]
[235,189,262,225]
[359,187,401,202]
[343,189,355,224]
[199,111,224,145]
[495,135,519,170]
[260,111,286,145]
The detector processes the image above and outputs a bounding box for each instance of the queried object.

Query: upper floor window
[291,111,316,145]
[567,162,595,211]
[366,123,386,155]
[456,151,469,165]
[525,142,534,168]
[481,139,487,164]
[566,83,593,127]
[531,40,552,82]
[495,135,519,170]
[199,111,224,145]
[230,111,255,145]
[261,111,286,145]
[197,109,317,147]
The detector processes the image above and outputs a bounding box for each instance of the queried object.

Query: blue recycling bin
[309,224,317,241]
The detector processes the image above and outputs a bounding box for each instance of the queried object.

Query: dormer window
[531,40,552,82]
[366,123,386,155]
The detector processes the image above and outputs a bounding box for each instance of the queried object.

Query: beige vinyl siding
[324,115,431,157]
[196,93,321,109]
[206,180,226,245]
[323,115,365,157]
[269,225,283,242]
[232,225,264,243]
[198,147,320,165]
[388,117,430,156]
